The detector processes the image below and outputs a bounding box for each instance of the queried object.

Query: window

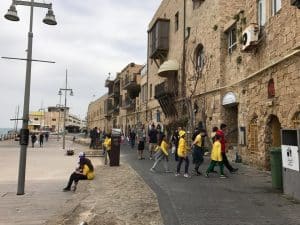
[268,78,275,98]
[195,44,205,72]
[271,0,281,15]
[156,110,161,122]
[175,12,179,31]
[258,0,266,26]
[228,26,237,54]
[52,118,56,121]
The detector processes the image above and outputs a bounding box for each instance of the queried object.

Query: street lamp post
[58,70,73,150]
[4,0,57,195]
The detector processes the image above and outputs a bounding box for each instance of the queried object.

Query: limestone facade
[147,0,300,170]
[87,94,107,131]
[87,0,300,170]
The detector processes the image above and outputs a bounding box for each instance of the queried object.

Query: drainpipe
[146,31,149,123]
[182,0,187,98]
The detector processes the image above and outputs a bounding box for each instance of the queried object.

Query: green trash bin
[270,147,283,189]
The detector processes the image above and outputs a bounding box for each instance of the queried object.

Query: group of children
[148,124,238,178]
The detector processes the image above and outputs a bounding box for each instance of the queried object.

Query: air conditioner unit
[291,0,300,9]
[242,23,259,51]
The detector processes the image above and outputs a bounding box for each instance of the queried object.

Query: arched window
[268,78,275,98]
[195,44,205,73]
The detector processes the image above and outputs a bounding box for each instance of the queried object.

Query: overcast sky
[0,0,161,128]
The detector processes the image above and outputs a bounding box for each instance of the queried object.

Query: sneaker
[150,168,156,173]
[149,157,153,160]
[175,172,180,177]
[230,168,238,174]
[205,172,209,178]
[63,187,71,192]
[183,173,191,178]
[220,175,228,179]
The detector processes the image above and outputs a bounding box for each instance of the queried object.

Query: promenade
[1,137,300,225]
[0,137,162,225]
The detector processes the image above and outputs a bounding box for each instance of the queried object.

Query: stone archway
[265,115,281,170]
[292,111,300,129]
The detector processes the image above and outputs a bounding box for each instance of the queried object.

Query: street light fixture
[58,70,74,150]
[4,0,57,195]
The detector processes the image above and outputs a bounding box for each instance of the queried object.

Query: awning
[222,92,238,106]
[158,60,179,77]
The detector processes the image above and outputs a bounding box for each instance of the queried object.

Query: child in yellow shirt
[205,135,226,178]
[150,134,171,173]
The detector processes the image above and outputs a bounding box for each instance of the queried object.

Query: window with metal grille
[228,26,237,54]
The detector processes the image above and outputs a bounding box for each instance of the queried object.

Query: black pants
[221,152,234,172]
[174,145,179,161]
[66,172,87,189]
[177,156,189,173]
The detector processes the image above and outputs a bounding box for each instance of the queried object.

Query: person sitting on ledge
[63,154,94,192]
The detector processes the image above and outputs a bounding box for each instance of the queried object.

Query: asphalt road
[120,143,300,225]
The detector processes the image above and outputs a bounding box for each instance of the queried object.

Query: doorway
[265,115,281,170]
[223,105,238,154]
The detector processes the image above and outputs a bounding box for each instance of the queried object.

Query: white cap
[78,152,85,158]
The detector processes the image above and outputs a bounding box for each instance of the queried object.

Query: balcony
[149,19,170,60]
[154,81,175,98]
[122,97,136,110]
[123,74,138,90]
[105,79,114,88]
[154,81,177,117]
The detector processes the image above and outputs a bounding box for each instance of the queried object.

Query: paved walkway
[120,143,300,225]
[1,137,300,225]
[0,137,102,225]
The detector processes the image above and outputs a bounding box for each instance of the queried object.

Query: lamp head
[58,90,62,96]
[4,4,19,22]
[43,9,57,25]
[70,90,74,96]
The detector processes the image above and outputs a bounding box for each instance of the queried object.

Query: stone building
[86,0,299,171]
[28,106,84,133]
[87,94,108,131]
[147,0,300,170]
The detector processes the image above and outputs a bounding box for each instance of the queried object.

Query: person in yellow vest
[175,130,190,178]
[192,129,205,175]
[205,134,227,178]
[104,134,112,165]
[150,134,171,173]
[63,155,95,192]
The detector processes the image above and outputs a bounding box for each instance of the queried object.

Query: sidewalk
[120,143,300,225]
[0,137,163,225]
[2,137,300,225]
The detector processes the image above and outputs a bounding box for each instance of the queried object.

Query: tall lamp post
[58,70,73,150]
[4,0,57,195]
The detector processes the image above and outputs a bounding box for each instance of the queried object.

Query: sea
[0,128,13,136]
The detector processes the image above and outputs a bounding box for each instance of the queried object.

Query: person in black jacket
[148,124,158,160]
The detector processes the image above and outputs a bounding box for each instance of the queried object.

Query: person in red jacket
[216,124,238,173]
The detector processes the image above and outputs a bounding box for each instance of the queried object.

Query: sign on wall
[281,145,300,171]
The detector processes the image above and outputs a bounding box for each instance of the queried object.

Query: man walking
[216,124,238,173]
[148,124,158,160]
